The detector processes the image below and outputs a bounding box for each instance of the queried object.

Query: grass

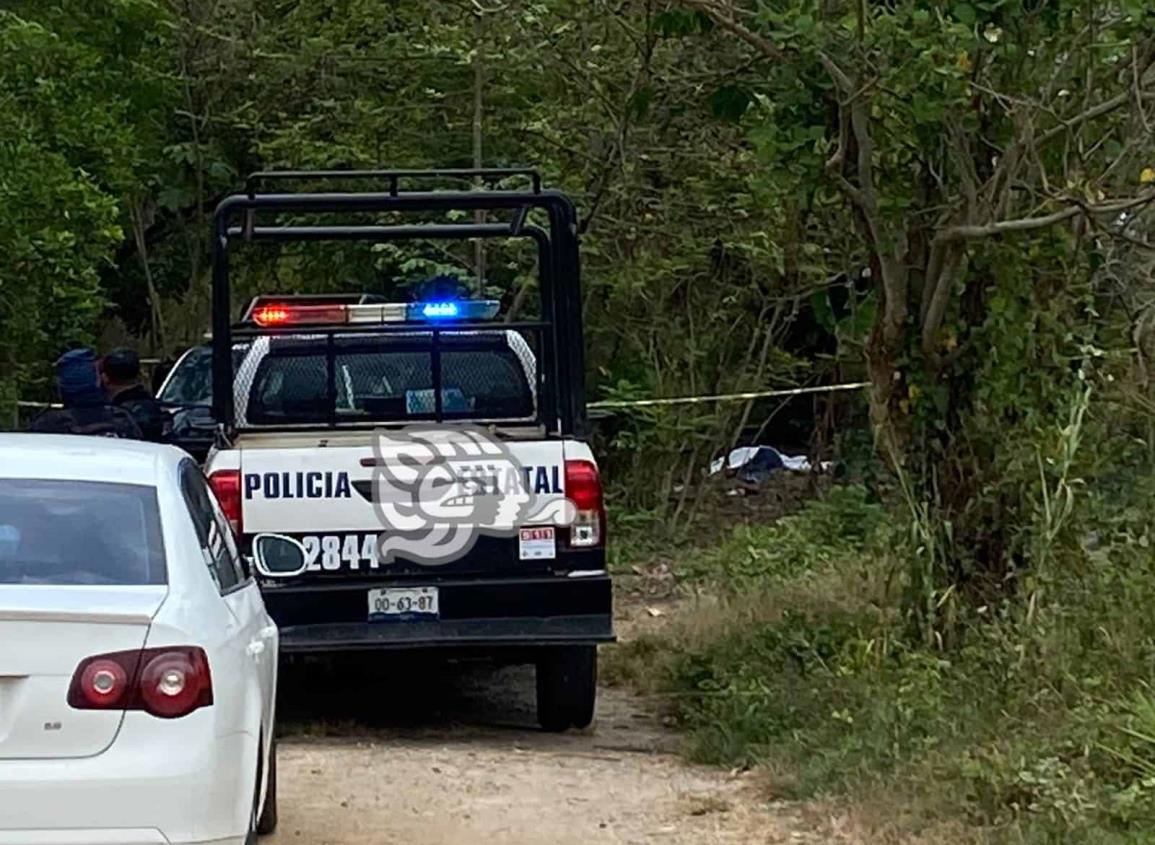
[605,483,1155,844]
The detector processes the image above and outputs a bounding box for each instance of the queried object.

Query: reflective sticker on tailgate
[300,534,381,572]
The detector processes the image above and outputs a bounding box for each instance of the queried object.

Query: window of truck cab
[241,333,537,426]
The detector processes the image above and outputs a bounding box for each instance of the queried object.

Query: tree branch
[939,205,1081,240]
[681,0,908,345]
[937,192,1155,241]
[979,39,1154,214]
[1035,38,1155,145]
[825,101,849,173]
[1104,229,1155,252]
[1036,91,1131,146]
[833,173,867,210]
[848,95,881,237]
[921,237,948,323]
[679,0,788,62]
[921,245,967,363]
[819,51,855,94]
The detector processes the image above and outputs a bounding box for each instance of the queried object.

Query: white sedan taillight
[564,459,605,548]
[68,647,213,719]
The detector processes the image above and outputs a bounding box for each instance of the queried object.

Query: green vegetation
[4,0,1155,840]
[611,469,1155,842]
[2,0,829,474]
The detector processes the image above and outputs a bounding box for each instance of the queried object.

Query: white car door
[180,464,276,746]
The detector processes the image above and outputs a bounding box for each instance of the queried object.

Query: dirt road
[268,657,831,845]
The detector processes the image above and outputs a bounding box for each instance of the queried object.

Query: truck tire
[536,646,597,732]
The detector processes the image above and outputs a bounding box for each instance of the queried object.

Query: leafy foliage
[615,478,1155,841]
[4,0,846,511]
[0,3,170,414]
[678,0,1155,633]
[6,1,1155,839]
[682,484,884,580]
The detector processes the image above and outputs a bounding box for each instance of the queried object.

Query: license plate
[368,586,439,621]
[519,526,556,560]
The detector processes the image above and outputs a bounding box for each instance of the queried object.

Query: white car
[0,434,307,845]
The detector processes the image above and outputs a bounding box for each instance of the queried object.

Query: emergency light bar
[248,299,500,328]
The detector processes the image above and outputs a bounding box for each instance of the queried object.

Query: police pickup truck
[184,170,612,731]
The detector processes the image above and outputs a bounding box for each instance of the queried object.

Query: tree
[140,0,830,513]
[0,2,172,415]
[677,0,1155,633]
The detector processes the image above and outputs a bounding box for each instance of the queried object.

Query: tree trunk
[472,11,486,292]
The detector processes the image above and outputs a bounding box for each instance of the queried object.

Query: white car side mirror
[251,533,308,578]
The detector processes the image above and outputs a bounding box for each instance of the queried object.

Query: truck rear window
[0,481,167,586]
[159,344,250,407]
[245,337,535,425]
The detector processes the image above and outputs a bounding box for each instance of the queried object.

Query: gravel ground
[266,636,836,845]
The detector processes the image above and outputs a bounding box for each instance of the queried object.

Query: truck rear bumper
[278,614,614,652]
[263,573,615,654]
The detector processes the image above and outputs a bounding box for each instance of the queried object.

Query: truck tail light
[68,647,213,719]
[564,460,605,549]
[208,469,243,535]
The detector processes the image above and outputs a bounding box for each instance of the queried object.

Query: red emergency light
[250,303,350,327]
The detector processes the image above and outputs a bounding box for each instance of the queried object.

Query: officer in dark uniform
[101,348,167,442]
[29,348,143,439]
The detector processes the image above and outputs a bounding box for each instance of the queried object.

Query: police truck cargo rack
[194,169,612,732]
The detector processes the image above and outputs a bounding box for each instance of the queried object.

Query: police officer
[29,348,143,439]
[101,348,167,442]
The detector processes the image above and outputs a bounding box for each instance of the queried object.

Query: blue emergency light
[406,299,500,322]
[420,302,460,319]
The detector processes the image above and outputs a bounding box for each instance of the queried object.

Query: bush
[611,482,1155,843]
[684,484,886,582]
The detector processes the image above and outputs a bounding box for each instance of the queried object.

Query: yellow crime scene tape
[16,382,869,413]
[587,381,870,409]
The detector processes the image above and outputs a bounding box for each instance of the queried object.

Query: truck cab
[193,170,613,731]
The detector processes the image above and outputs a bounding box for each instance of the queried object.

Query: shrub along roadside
[606,484,1155,844]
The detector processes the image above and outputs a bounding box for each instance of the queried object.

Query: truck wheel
[536,646,597,732]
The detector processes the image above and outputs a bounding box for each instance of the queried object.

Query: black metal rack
[210,168,586,436]
[244,168,543,196]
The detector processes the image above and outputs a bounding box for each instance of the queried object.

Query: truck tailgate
[239,433,576,576]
